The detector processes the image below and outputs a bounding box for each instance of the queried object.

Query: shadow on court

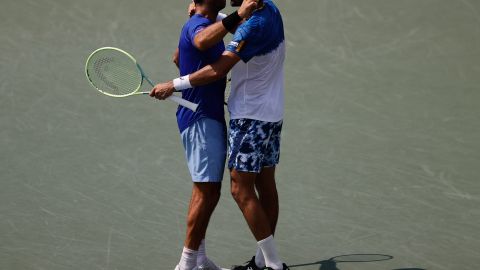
[288,254,425,270]
[392,269,426,270]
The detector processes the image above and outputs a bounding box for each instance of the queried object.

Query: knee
[230,183,241,203]
[210,186,221,205]
[206,186,222,207]
[193,183,221,205]
[230,182,254,208]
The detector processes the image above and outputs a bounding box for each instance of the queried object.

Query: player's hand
[150,82,175,100]
[188,1,196,17]
[238,0,258,19]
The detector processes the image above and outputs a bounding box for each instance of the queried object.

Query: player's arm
[189,51,240,85]
[172,48,180,69]
[193,22,229,51]
[150,51,240,100]
[193,0,258,51]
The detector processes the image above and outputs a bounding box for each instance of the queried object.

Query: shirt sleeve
[226,17,263,62]
[189,22,209,43]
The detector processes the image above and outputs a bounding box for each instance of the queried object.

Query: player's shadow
[288,254,425,270]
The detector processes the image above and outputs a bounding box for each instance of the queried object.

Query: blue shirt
[226,0,285,63]
[177,14,226,133]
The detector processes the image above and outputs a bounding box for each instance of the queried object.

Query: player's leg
[228,119,285,270]
[256,166,279,234]
[251,166,278,268]
[178,182,221,270]
[230,170,272,239]
[257,119,283,235]
[253,120,283,268]
[177,118,227,270]
[230,170,284,270]
[185,182,221,249]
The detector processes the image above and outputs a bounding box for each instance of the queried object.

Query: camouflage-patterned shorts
[228,119,283,173]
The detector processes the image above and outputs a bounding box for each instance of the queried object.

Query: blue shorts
[228,119,283,173]
[181,118,227,182]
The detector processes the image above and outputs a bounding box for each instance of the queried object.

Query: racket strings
[93,57,119,91]
[87,49,142,96]
[93,57,139,95]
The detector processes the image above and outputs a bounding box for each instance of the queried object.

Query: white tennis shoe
[174,259,229,270]
[195,258,228,270]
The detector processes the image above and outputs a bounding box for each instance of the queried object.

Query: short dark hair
[194,0,203,4]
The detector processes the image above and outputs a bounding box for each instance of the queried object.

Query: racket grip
[167,95,199,112]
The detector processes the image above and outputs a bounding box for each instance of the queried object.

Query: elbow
[194,35,213,51]
[194,40,209,51]
[212,68,228,81]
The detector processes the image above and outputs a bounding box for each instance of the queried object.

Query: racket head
[85,47,143,97]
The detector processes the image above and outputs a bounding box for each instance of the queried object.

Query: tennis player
[151,0,287,269]
[168,0,229,270]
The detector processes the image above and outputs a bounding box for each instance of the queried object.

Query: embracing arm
[150,51,241,100]
[189,51,240,85]
[193,0,258,51]
[193,22,229,51]
[150,0,258,99]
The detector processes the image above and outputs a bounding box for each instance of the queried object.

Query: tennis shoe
[195,258,225,270]
[231,256,262,270]
[263,263,289,270]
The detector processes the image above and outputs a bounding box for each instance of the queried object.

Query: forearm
[172,52,240,90]
[151,53,240,100]
[190,51,239,87]
[189,64,227,87]
[165,65,225,96]
[194,7,251,50]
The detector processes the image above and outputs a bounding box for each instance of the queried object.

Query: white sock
[258,235,283,270]
[179,247,198,270]
[197,239,207,265]
[255,247,266,268]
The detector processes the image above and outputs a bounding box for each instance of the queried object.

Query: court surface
[1,0,479,269]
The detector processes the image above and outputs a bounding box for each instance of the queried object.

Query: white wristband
[173,75,192,91]
[216,13,227,22]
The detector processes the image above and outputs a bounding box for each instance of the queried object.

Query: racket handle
[167,95,199,112]
[141,76,197,111]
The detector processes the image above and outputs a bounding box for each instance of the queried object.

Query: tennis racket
[85,47,199,112]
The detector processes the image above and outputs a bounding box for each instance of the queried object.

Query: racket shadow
[288,253,396,270]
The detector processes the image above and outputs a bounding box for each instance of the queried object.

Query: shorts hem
[261,164,278,168]
[228,165,261,174]
[229,116,284,123]
[191,177,223,183]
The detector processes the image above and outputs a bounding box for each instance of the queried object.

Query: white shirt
[228,41,285,122]
[225,0,285,122]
